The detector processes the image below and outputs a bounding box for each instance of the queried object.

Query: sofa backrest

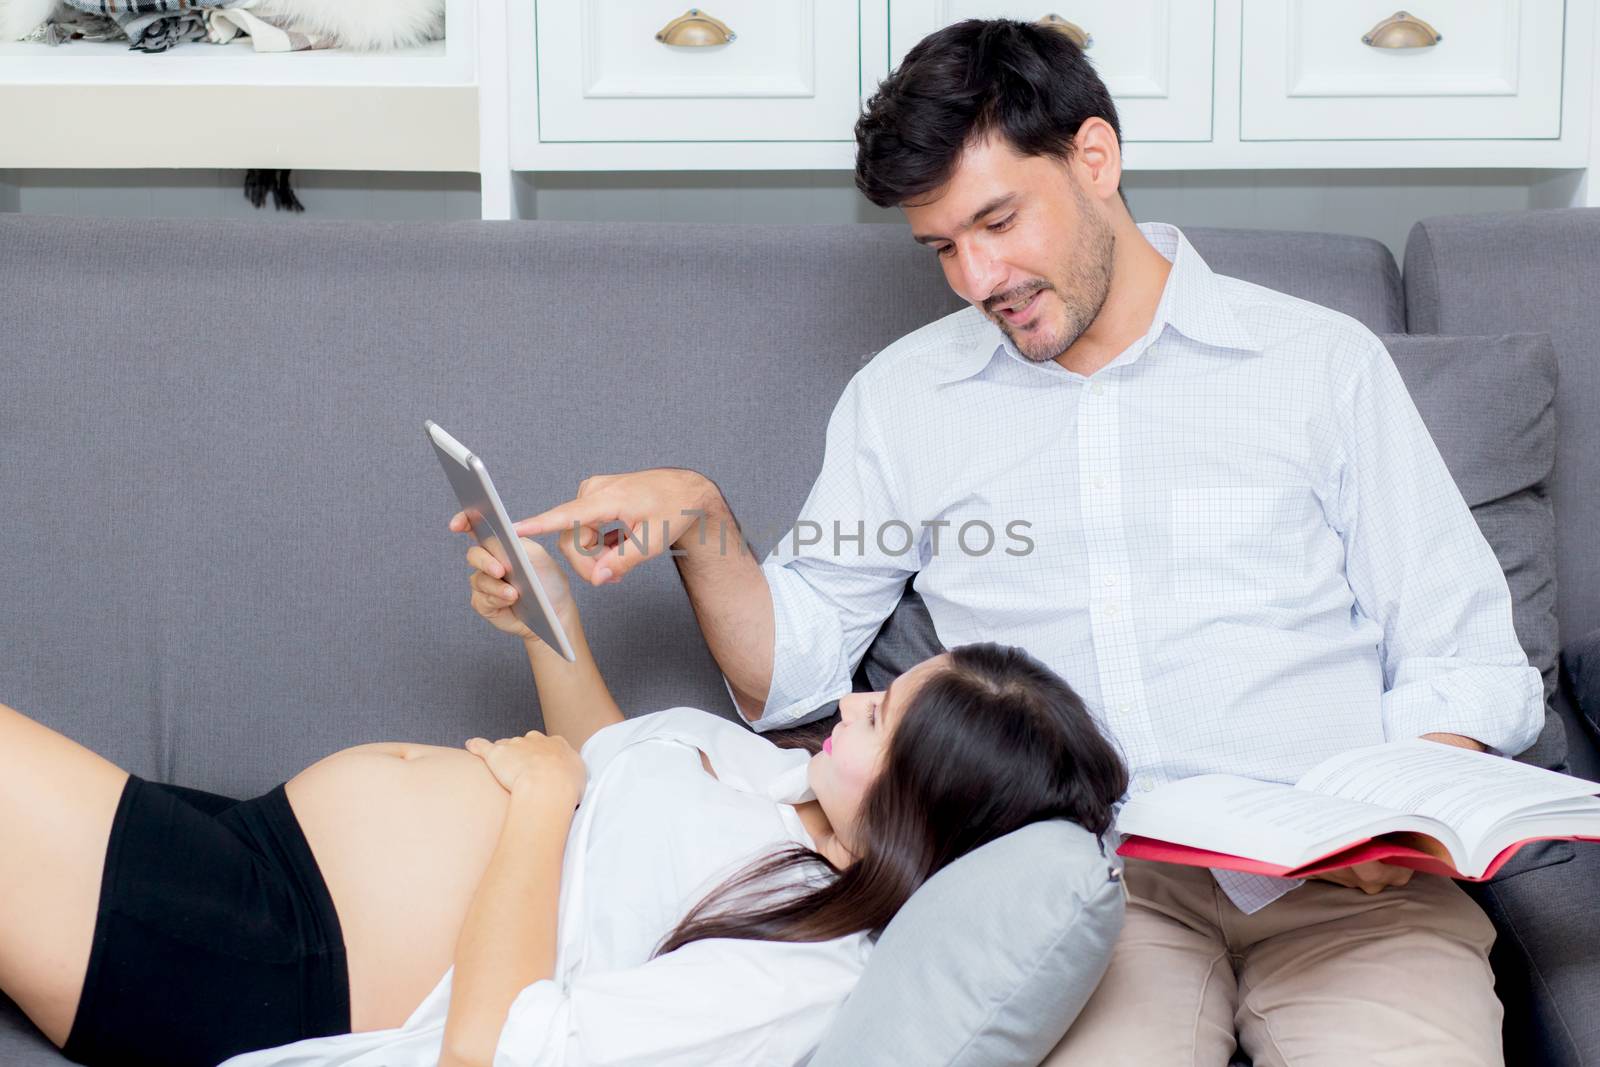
[0,215,951,793]
[1403,208,1600,650]
[0,214,1401,796]
[1184,225,1405,334]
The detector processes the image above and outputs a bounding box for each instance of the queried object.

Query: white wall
[0,166,1587,262]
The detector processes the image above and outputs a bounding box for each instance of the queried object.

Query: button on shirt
[219,707,869,1067]
[730,221,1542,914]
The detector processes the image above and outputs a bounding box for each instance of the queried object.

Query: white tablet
[425,419,578,662]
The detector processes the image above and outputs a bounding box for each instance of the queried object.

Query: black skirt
[60,773,351,1067]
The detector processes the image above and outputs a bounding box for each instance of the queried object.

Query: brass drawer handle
[1036,13,1093,50]
[1362,10,1442,48]
[656,8,737,46]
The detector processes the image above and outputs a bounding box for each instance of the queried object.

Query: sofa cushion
[1562,627,1600,741]
[808,819,1125,1067]
[1377,333,1563,783]
[1186,226,1404,335]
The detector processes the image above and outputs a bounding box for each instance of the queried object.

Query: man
[471,18,1542,1066]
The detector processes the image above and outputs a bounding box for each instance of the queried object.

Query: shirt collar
[764,758,817,804]
[932,221,1262,385]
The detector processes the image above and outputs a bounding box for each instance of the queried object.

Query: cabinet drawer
[1240,0,1565,140]
[534,1,861,142]
[889,2,1216,142]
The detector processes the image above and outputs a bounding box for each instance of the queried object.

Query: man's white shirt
[725,220,1542,914]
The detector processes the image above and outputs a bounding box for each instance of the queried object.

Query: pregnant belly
[284,742,513,1033]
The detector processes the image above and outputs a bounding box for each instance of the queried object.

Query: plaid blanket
[204,9,337,53]
[60,0,254,52]
[41,0,339,52]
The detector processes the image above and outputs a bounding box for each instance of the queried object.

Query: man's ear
[1074,118,1124,201]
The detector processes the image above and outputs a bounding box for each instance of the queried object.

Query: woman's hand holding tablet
[464,537,575,644]
[426,420,578,662]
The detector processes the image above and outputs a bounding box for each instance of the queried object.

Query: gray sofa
[1,207,1597,1066]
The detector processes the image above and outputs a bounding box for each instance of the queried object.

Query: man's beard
[1008,193,1116,366]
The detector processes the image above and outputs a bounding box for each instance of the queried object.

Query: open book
[1114,739,1600,880]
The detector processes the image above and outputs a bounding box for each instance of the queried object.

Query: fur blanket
[0,0,445,51]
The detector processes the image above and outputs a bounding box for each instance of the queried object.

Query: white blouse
[219,707,873,1067]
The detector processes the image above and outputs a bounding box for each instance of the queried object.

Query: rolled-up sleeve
[493,935,869,1067]
[1331,335,1543,757]
[730,371,921,732]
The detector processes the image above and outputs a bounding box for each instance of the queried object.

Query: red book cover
[1116,833,1600,881]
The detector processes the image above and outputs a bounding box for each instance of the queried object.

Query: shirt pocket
[1168,484,1306,606]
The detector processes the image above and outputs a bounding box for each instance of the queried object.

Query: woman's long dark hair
[652,641,1127,956]
[852,17,1127,210]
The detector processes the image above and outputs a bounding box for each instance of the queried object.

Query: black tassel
[243,169,305,212]
[273,170,305,212]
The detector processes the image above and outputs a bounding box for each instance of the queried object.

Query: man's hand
[1420,732,1487,752]
[1307,859,1415,895]
[448,468,717,587]
[1310,733,1484,893]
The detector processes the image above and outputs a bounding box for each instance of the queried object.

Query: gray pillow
[1376,334,1562,776]
[809,819,1125,1067]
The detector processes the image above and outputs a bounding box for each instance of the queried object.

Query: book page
[1296,739,1600,851]
[1114,775,1423,868]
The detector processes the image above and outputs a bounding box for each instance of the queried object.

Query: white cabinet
[1240,0,1566,141]
[501,0,1590,180]
[889,2,1216,142]
[533,1,863,142]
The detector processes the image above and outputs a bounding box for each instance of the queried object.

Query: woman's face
[808,652,948,852]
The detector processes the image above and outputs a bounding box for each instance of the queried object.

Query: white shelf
[0,36,471,87]
[0,0,478,171]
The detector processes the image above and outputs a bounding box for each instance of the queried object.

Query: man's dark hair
[854,18,1127,211]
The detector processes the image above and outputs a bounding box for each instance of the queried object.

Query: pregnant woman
[1,527,1127,1067]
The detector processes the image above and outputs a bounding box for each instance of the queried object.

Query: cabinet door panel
[1240,0,1565,140]
[536,1,862,142]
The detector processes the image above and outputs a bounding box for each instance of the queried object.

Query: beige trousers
[1041,858,1503,1067]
